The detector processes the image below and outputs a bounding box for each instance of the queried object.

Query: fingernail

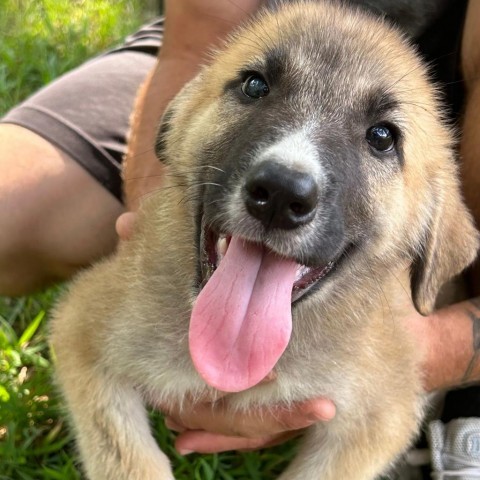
[178,448,194,456]
[310,400,336,422]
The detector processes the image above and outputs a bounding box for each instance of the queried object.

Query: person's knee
[0,253,64,297]
[0,124,124,296]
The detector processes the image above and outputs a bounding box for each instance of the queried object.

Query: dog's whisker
[195,165,226,174]
[204,198,224,208]
[196,182,224,189]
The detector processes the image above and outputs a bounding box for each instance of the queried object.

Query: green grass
[0,0,158,109]
[0,1,296,478]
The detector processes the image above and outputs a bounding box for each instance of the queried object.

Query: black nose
[243,161,318,230]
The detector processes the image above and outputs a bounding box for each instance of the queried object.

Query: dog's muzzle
[188,160,344,393]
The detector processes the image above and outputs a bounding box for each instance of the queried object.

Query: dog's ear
[410,189,479,315]
[154,73,205,163]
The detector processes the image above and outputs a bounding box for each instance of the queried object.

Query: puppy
[51,2,479,479]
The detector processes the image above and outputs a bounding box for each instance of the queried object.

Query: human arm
[406,0,480,393]
[406,299,480,392]
[460,0,480,294]
[122,0,262,210]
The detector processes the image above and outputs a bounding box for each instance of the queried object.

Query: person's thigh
[0,124,124,295]
[0,33,161,295]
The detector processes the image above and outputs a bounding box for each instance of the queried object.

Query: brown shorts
[1,19,163,202]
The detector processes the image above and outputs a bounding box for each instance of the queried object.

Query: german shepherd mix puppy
[51,2,479,479]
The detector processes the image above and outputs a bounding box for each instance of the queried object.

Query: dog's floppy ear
[410,189,479,315]
[154,72,205,163]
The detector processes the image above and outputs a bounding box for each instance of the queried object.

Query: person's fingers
[115,211,137,240]
[175,430,299,455]
[166,397,335,439]
[271,398,336,427]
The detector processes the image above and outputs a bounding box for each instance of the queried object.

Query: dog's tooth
[217,237,228,257]
[295,265,310,282]
[295,266,302,282]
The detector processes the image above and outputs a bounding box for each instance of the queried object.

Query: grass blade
[17,310,45,347]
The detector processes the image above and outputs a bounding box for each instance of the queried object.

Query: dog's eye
[241,74,269,99]
[366,125,395,152]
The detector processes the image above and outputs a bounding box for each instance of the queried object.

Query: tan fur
[51,2,479,479]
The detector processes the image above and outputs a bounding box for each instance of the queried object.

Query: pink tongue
[189,237,298,392]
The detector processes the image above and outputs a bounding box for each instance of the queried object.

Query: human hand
[162,395,336,454]
[115,211,137,240]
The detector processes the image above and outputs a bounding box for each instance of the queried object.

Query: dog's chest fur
[92,191,420,414]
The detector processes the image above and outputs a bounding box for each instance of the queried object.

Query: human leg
[0,27,162,295]
[0,124,125,295]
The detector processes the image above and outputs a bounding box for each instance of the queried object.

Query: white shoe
[429,418,480,479]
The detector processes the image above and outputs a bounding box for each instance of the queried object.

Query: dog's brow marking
[366,91,399,119]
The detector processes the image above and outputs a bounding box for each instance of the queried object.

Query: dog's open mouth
[199,227,335,303]
[189,222,339,393]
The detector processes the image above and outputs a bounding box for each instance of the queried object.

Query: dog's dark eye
[366,125,395,152]
[241,74,269,99]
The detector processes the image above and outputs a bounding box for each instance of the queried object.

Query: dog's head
[154,3,478,391]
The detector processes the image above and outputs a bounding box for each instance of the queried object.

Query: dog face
[154,3,478,392]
